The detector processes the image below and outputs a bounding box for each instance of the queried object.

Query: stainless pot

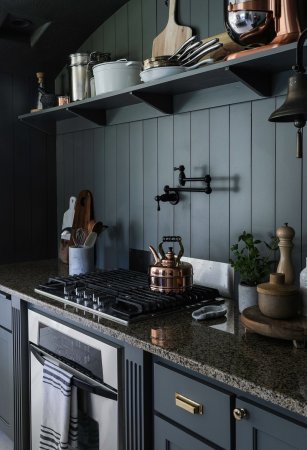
[148,236,193,293]
[68,51,111,101]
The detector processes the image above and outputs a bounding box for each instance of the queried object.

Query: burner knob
[75,287,85,297]
[84,299,93,308]
[76,297,84,305]
[92,303,98,310]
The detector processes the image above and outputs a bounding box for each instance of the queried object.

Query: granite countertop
[1,259,307,418]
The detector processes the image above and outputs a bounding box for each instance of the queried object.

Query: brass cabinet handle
[233,408,248,421]
[175,393,204,415]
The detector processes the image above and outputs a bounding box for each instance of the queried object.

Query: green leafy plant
[230,231,279,286]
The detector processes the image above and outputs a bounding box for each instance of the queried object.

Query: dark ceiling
[0,0,128,79]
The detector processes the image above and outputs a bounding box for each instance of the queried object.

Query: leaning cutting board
[59,190,94,264]
[152,0,193,57]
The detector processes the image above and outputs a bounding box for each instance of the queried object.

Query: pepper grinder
[276,223,295,284]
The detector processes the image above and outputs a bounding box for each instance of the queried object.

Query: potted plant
[230,231,278,312]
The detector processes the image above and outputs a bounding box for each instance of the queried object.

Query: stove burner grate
[35,269,221,325]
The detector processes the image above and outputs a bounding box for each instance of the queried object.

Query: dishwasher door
[28,310,123,450]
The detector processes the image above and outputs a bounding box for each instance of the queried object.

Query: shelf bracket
[130,91,173,114]
[228,67,272,97]
[67,107,107,126]
[19,118,55,135]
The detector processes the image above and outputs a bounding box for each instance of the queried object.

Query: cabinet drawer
[154,363,232,449]
[0,292,11,331]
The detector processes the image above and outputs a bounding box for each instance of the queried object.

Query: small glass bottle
[34,72,45,111]
[300,257,307,316]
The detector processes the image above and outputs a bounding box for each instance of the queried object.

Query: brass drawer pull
[175,393,204,415]
[233,408,248,421]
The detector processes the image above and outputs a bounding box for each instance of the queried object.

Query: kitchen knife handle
[175,393,204,415]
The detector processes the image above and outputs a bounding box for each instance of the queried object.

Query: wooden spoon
[87,220,108,235]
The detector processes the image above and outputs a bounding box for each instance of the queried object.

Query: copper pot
[148,236,193,293]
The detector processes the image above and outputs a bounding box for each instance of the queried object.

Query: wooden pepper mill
[276,223,295,284]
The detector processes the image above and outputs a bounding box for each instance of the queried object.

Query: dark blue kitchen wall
[56,0,306,280]
[0,73,57,264]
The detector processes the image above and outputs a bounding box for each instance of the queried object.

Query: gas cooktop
[35,269,221,325]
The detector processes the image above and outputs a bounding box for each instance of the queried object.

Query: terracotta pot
[257,273,300,319]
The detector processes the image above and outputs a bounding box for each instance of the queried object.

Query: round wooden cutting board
[241,306,307,342]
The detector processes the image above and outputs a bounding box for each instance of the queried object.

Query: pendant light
[268,28,307,158]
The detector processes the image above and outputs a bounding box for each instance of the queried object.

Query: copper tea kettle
[148,236,193,293]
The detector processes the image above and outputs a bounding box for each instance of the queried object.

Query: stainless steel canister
[68,52,111,102]
[69,53,91,101]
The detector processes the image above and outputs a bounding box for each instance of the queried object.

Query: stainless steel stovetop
[35,268,221,325]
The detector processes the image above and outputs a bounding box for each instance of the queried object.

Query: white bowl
[140,66,184,83]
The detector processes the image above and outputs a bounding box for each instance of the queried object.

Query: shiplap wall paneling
[13,75,32,261]
[251,98,276,242]
[128,0,143,61]
[143,119,158,250]
[190,109,210,259]
[157,116,174,239]
[191,0,209,38]
[229,102,252,249]
[103,15,116,59]
[104,126,118,269]
[0,73,14,263]
[46,135,57,257]
[115,4,129,59]
[30,130,48,260]
[129,121,144,250]
[209,106,230,262]
[93,128,106,268]
[56,135,64,238]
[74,130,94,195]
[275,95,302,279]
[208,0,224,36]
[174,113,191,255]
[142,0,157,60]
[116,123,130,269]
[57,133,74,249]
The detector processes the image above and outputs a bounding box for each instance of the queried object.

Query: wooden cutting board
[152,0,192,57]
[70,190,94,238]
[241,306,307,341]
[59,190,94,263]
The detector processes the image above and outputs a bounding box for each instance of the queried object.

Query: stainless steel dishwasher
[28,310,123,450]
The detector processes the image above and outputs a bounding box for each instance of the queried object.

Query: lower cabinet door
[154,416,214,450]
[0,326,14,440]
[235,399,307,450]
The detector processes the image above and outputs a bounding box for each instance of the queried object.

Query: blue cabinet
[235,399,307,450]
[0,294,13,441]
[154,362,233,449]
[154,361,307,450]
[154,416,214,450]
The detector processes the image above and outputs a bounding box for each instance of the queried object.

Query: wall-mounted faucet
[155,164,212,211]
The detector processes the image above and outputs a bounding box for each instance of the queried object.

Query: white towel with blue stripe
[39,359,78,450]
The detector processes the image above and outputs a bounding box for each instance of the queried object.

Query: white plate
[140,66,184,82]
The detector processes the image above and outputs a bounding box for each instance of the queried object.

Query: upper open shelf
[18,41,306,134]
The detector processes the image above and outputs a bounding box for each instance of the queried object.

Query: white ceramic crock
[93,59,142,94]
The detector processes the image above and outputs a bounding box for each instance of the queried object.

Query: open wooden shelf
[18,41,306,134]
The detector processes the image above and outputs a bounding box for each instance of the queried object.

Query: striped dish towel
[39,359,78,450]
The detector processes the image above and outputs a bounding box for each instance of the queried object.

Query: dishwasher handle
[30,343,117,401]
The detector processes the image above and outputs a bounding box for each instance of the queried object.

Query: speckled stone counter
[1,259,307,419]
